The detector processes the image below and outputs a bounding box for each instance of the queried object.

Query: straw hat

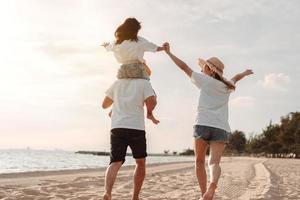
[198,57,235,89]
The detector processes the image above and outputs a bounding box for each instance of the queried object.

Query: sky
[0,0,299,153]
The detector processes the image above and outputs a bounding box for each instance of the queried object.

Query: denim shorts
[193,125,230,143]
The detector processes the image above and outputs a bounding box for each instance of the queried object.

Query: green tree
[228,130,247,154]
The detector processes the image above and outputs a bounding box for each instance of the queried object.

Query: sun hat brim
[198,58,235,89]
[198,58,223,78]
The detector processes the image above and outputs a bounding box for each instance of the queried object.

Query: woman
[164,43,253,200]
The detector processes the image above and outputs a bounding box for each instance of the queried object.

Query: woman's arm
[164,43,193,77]
[231,69,253,84]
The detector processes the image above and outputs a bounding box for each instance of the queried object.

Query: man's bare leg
[132,158,146,200]
[194,139,209,198]
[103,161,123,200]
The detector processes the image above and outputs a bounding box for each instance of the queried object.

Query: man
[102,78,157,200]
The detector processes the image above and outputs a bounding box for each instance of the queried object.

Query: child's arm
[156,42,168,51]
[101,42,114,51]
[164,43,193,77]
[101,42,110,48]
[231,69,253,84]
[156,46,165,51]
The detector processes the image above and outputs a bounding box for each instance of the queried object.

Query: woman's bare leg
[194,139,209,197]
[203,142,226,200]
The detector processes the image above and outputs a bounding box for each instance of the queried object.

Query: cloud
[230,96,256,108]
[258,73,291,91]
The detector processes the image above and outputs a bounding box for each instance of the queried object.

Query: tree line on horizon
[178,112,300,158]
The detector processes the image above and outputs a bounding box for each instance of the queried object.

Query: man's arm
[231,69,253,84]
[164,43,193,77]
[102,96,113,109]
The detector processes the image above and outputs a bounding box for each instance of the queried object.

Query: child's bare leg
[147,112,160,125]
[145,95,159,125]
[143,63,152,76]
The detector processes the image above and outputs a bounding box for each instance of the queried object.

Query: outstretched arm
[101,42,114,52]
[164,43,193,77]
[101,42,110,48]
[156,46,165,51]
[231,69,253,84]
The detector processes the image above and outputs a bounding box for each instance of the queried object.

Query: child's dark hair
[115,18,141,44]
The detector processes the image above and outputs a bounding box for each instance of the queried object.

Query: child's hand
[243,69,254,76]
[101,42,110,48]
[163,42,170,54]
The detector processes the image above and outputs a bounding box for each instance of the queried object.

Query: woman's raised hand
[163,42,170,54]
[243,69,254,76]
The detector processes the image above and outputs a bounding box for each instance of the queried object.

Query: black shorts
[110,128,147,164]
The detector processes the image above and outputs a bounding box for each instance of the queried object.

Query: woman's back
[191,72,233,132]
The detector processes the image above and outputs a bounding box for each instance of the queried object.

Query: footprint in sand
[238,161,271,200]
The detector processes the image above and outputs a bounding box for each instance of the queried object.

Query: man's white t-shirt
[105,36,158,64]
[105,79,155,130]
[191,72,234,132]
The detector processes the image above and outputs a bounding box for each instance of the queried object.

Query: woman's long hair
[212,72,235,90]
[115,18,141,44]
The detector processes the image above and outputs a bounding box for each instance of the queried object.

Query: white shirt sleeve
[139,37,158,52]
[105,82,116,99]
[143,81,155,100]
[191,72,207,89]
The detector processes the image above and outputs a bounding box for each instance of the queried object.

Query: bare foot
[203,182,217,200]
[103,193,111,200]
[147,113,160,125]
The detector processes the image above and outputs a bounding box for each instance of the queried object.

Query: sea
[0,149,194,174]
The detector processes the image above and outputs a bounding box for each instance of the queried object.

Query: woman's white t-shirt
[105,36,158,64]
[191,72,234,132]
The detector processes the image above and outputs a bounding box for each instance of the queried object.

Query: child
[102,18,166,124]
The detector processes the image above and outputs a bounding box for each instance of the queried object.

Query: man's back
[105,79,154,130]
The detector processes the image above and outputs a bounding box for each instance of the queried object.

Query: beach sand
[0,157,299,200]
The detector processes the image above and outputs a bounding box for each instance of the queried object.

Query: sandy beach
[0,157,299,200]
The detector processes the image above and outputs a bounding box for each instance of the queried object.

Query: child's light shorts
[117,62,149,80]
